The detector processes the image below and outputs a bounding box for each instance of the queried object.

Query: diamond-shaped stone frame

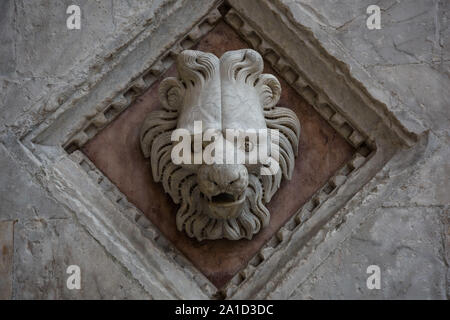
[22,0,413,299]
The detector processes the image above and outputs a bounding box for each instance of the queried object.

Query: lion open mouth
[209,192,245,206]
[204,192,246,220]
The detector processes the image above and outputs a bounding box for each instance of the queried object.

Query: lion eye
[202,140,211,149]
[191,139,214,154]
[244,140,254,152]
[191,140,202,153]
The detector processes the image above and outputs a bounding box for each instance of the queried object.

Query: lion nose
[198,164,249,199]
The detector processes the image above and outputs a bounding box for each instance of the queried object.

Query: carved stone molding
[17,0,415,299]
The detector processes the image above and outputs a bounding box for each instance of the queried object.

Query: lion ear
[158,77,185,111]
[256,74,281,110]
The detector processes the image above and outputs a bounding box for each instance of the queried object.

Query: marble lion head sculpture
[140,49,300,241]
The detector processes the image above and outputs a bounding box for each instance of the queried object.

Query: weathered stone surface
[0,143,68,222]
[0,0,176,134]
[290,206,448,299]
[368,64,450,134]
[0,221,14,299]
[13,217,151,299]
[269,0,449,299]
[284,0,448,68]
[383,133,450,207]
[0,143,151,299]
[280,0,449,138]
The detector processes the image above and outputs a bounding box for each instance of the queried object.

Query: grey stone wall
[282,0,449,299]
[0,0,161,300]
[0,0,448,299]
